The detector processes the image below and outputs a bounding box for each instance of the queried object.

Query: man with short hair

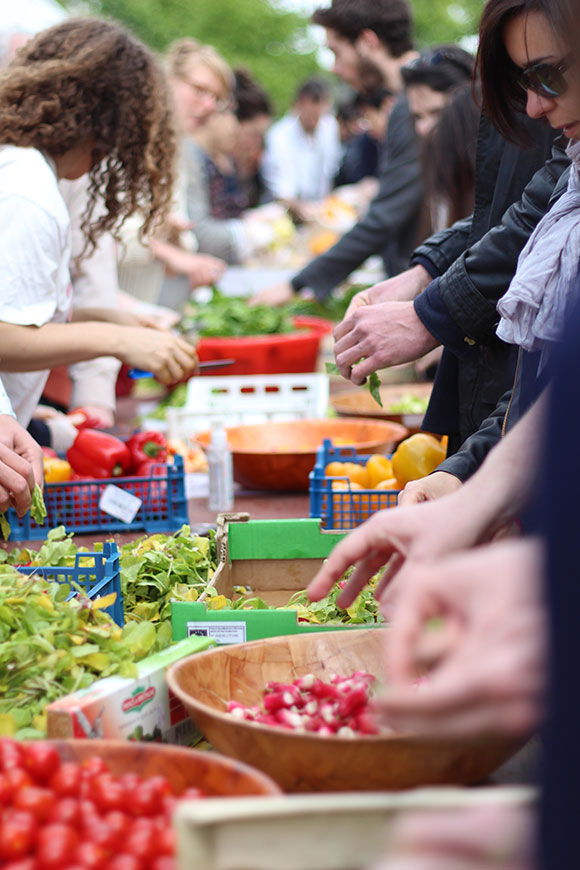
[252,0,422,306]
[262,78,341,206]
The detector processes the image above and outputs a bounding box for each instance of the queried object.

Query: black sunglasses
[516,54,572,98]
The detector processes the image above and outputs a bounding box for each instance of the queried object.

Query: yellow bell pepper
[43,457,72,483]
[391,434,447,486]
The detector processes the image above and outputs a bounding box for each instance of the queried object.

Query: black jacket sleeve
[411,216,473,278]
[435,389,511,482]
[438,139,570,345]
[291,97,423,299]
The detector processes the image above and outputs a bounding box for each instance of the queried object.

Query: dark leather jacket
[411,113,569,470]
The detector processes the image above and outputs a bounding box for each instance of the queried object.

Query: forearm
[0,321,121,371]
[455,392,548,534]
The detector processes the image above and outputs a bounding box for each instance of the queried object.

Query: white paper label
[187,621,247,645]
[99,485,142,524]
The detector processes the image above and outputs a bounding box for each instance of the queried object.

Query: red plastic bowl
[197,316,333,377]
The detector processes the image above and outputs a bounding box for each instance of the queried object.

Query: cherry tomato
[124,820,157,861]
[22,744,61,785]
[0,739,25,772]
[92,774,127,814]
[50,762,82,798]
[74,841,107,870]
[81,758,108,779]
[161,796,177,817]
[1,859,37,870]
[130,781,164,817]
[14,787,53,823]
[105,856,143,870]
[4,768,33,793]
[35,824,79,869]
[149,858,175,870]
[117,774,140,792]
[157,827,175,856]
[49,798,82,827]
[180,787,204,800]
[103,812,129,844]
[0,811,37,861]
[0,772,14,805]
[79,800,100,833]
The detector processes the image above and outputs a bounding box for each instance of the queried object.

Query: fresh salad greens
[179,288,295,337]
[387,393,430,414]
[0,567,140,739]
[326,362,383,408]
[286,284,368,322]
[143,382,188,422]
[200,567,384,627]
[31,484,47,526]
[4,525,218,654]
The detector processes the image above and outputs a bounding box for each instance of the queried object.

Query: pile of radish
[227,672,380,736]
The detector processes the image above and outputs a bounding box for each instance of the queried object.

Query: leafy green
[0,568,142,738]
[31,485,47,526]
[387,394,430,414]
[144,382,188,422]
[179,288,296,337]
[0,513,10,540]
[325,362,383,408]
[6,525,219,655]
[286,284,368,322]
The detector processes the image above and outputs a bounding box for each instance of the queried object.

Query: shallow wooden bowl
[167,630,521,793]
[43,739,280,796]
[331,383,433,430]
[197,419,408,491]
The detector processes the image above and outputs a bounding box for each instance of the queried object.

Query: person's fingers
[336,552,391,608]
[350,356,384,386]
[0,483,12,514]
[0,445,35,516]
[333,314,356,343]
[375,553,405,603]
[307,522,384,601]
[397,483,429,507]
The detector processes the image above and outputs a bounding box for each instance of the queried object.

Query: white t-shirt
[262,113,341,202]
[0,146,73,426]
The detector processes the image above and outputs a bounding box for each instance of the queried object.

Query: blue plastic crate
[7,455,188,541]
[309,439,399,530]
[18,541,124,626]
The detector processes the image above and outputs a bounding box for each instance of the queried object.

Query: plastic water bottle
[208,420,234,512]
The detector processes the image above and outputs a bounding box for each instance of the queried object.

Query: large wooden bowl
[197,419,408,491]
[167,630,521,793]
[42,739,280,796]
[332,383,433,431]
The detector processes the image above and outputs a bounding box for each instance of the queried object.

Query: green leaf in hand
[325,362,383,408]
[31,485,47,526]
[0,514,10,541]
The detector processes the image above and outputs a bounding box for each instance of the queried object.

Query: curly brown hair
[0,18,176,251]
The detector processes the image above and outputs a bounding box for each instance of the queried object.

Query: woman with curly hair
[0,17,198,425]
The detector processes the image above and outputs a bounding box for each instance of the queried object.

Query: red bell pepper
[126,432,168,472]
[67,430,132,479]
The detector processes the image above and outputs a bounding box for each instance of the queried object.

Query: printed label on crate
[187,621,247,645]
[99,485,142,523]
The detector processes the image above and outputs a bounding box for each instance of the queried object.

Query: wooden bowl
[167,630,521,793]
[197,419,408,491]
[332,383,433,431]
[42,739,280,796]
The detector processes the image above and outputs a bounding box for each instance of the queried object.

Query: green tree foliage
[84,0,321,114]
[66,0,483,112]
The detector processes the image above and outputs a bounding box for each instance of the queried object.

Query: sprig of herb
[325,362,383,408]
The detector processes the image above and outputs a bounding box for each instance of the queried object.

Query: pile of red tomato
[0,740,203,870]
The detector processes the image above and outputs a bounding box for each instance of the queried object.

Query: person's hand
[333,301,439,385]
[344,265,432,317]
[398,471,462,507]
[68,406,114,430]
[307,479,517,609]
[0,416,44,516]
[149,239,226,289]
[372,803,535,870]
[118,327,199,386]
[378,539,546,737]
[249,282,295,307]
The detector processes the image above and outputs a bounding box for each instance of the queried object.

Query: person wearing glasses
[332,1,569,508]
[117,38,230,307]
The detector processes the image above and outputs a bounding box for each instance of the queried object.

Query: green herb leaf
[31,485,47,525]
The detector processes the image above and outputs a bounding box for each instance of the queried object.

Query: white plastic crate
[166,373,329,441]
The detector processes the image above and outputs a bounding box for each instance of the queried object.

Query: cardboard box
[171,513,381,644]
[46,635,215,744]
